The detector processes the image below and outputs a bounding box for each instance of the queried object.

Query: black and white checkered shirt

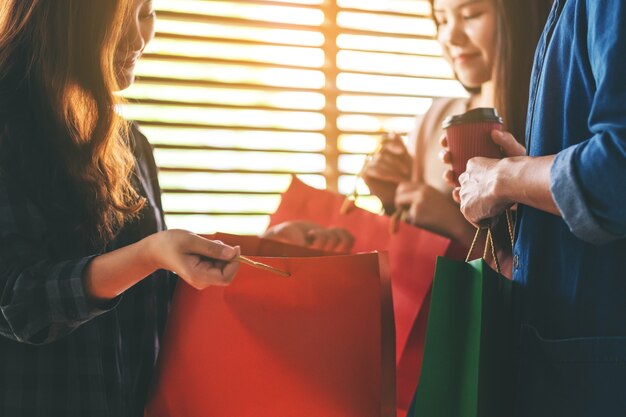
[0,125,175,417]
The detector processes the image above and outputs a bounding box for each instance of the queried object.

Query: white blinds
[120,0,465,235]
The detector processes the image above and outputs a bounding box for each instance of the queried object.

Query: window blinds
[120,0,465,235]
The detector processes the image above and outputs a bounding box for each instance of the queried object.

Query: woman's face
[432,0,497,89]
[115,0,156,90]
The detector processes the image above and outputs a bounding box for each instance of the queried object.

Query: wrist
[493,156,525,204]
[83,234,162,303]
[139,232,163,273]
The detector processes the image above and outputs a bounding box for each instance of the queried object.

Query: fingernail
[221,245,236,258]
[492,130,504,139]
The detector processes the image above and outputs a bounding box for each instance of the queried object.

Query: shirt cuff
[1,255,123,344]
[550,145,621,244]
[48,255,123,323]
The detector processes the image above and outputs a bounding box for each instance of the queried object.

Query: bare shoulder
[415,97,468,141]
[428,97,468,121]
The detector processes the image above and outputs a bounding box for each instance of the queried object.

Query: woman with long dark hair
[0,1,240,415]
[362,0,552,257]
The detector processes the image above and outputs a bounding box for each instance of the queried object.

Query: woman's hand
[363,133,413,211]
[85,229,241,301]
[394,181,476,245]
[263,221,354,253]
[147,230,240,290]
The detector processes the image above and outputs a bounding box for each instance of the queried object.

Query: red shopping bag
[269,177,454,417]
[145,233,395,417]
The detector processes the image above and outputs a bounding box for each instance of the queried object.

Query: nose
[440,17,467,48]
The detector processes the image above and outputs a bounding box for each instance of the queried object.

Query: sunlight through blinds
[120,0,466,235]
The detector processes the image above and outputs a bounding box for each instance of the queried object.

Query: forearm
[495,155,561,216]
[84,235,158,302]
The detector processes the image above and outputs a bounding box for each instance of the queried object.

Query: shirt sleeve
[549,0,626,245]
[0,183,120,345]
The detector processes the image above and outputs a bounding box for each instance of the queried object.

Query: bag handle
[465,208,515,275]
[340,137,385,215]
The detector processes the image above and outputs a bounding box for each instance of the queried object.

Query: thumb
[203,239,238,261]
[491,130,526,157]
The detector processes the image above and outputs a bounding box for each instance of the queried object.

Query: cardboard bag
[269,177,453,415]
[413,257,514,417]
[145,233,395,417]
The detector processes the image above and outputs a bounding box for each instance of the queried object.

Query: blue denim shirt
[514,0,626,415]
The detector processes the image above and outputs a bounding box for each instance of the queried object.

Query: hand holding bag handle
[465,208,515,277]
[340,133,410,234]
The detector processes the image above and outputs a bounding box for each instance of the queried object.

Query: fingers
[394,181,422,207]
[263,222,353,253]
[458,171,469,185]
[439,133,448,149]
[385,132,401,140]
[366,159,409,180]
[306,228,354,253]
[158,231,243,290]
[183,244,241,289]
[365,151,411,182]
[438,148,452,165]
[200,237,238,261]
[381,132,409,155]
[307,228,334,250]
[452,187,461,204]
[218,246,241,285]
[332,228,355,253]
[395,181,421,195]
[491,130,526,157]
[443,169,458,187]
[262,221,309,246]
[364,135,412,183]
[439,133,455,188]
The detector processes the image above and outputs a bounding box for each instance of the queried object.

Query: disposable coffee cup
[442,107,504,181]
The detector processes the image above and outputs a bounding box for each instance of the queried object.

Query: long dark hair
[429,0,553,140]
[0,0,144,248]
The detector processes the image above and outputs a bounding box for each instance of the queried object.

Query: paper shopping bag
[145,233,395,417]
[269,176,453,416]
[412,257,514,417]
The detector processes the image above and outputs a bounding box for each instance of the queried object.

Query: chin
[454,65,490,88]
[116,74,135,92]
[117,77,135,91]
[456,74,487,90]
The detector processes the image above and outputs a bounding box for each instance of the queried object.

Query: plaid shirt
[0,125,174,417]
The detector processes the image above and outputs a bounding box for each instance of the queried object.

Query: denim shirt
[514,0,626,415]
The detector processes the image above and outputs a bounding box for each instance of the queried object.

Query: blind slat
[134,0,462,234]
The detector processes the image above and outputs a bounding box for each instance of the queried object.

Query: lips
[115,54,141,69]
[453,53,481,64]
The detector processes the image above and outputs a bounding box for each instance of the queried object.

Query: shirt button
[513,254,519,270]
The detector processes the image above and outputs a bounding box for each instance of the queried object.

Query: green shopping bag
[413,227,515,417]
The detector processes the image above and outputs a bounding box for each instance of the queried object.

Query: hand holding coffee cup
[441,108,504,184]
